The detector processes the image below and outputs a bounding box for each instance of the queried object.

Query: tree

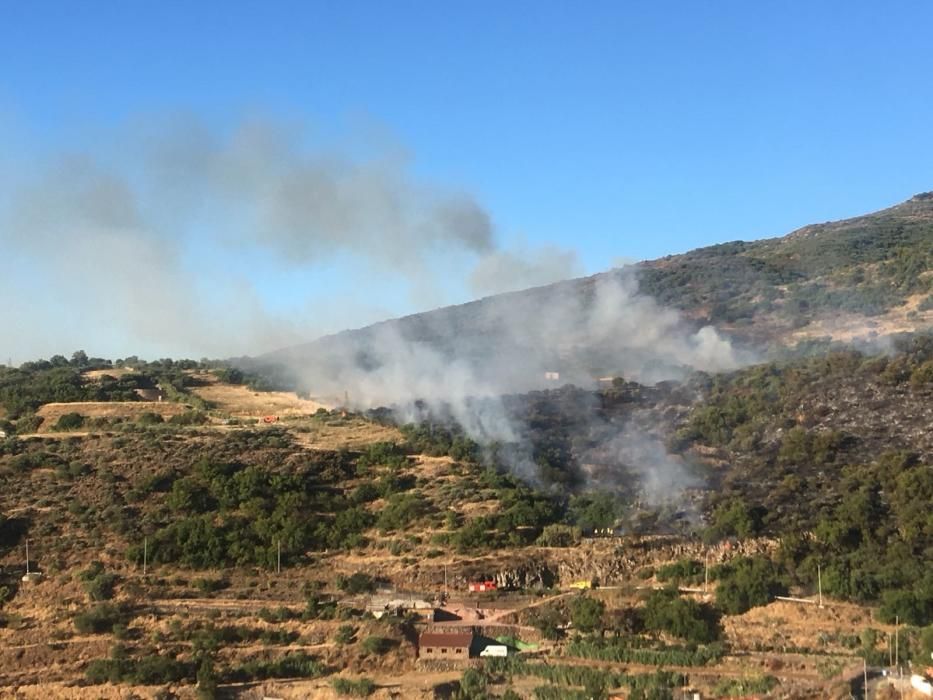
[196,657,217,700]
[570,596,606,634]
[643,589,721,643]
[455,668,487,700]
[704,498,765,542]
[716,557,787,615]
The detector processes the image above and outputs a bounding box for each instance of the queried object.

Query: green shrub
[334,624,356,645]
[224,652,324,681]
[565,637,723,666]
[74,603,131,634]
[657,558,704,584]
[80,561,118,601]
[331,677,376,697]
[361,635,392,655]
[55,412,85,431]
[642,589,721,644]
[168,411,209,426]
[715,556,787,615]
[137,411,164,425]
[570,596,606,634]
[194,576,229,594]
[336,572,376,594]
[712,675,778,696]
[536,524,582,547]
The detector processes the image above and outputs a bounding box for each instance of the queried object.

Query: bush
[14,414,44,434]
[137,411,164,425]
[361,635,392,655]
[704,499,765,542]
[224,652,324,681]
[642,589,721,643]
[86,651,193,685]
[334,624,356,645]
[196,657,218,699]
[194,576,229,594]
[657,559,704,584]
[715,556,787,615]
[168,411,209,426]
[565,637,724,666]
[74,603,131,634]
[337,572,376,594]
[55,412,85,431]
[80,561,118,601]
[536,524,582,547]
[332,677,376,697]
[712,675,778,696]
[570,596,606,634]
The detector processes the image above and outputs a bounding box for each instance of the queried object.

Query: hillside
[259,192,933,397]
[1,339,932,698]
[0,195,931,699]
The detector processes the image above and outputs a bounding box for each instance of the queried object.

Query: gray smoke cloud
[284,268,745,401]
[470,245,584,297]
[266,267,750,503]
[0,115,576,360]
[2,112,748,503]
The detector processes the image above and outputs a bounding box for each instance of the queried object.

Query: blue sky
[2,1,932,360]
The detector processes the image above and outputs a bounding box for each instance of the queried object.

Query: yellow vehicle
[569,580,593,590]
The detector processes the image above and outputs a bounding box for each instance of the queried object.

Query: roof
[419,631,473,647]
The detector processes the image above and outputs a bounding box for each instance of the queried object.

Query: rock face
[546,536,778,585]
[403,536,780,591]
[493,563,557,590]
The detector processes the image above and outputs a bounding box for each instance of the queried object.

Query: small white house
[544,371,560,381]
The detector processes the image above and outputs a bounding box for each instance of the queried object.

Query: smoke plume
[0,115,575,360]
[2,112,749,503]
[264,267,749,503]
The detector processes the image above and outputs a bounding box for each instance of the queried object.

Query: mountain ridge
[259,193,933,391]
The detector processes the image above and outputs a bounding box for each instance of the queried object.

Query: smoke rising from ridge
[2,112,749,504]
[0,115,576,361]
[266,267,749,503]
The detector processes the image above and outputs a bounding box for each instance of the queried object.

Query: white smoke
[270,267,749,502]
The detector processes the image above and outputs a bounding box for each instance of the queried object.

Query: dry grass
[191,373,328,417]
[81,368,135,381]
[790,293,933,344]
[291,418,403,451]
[34,401,190,432]
[723,598,884,655]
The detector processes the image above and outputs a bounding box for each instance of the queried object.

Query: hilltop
[262,193,933,393]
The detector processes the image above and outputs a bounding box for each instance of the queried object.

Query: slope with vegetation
[0,194,932,698]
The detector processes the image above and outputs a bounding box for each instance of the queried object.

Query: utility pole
[817,564,823,608]
[143,537,148,576]
[276,540,281,575]
[25,539,30,575]
[444,565,448,600]
[894,615,899,675]
[704,551,709,594]
[863,656,869,700]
